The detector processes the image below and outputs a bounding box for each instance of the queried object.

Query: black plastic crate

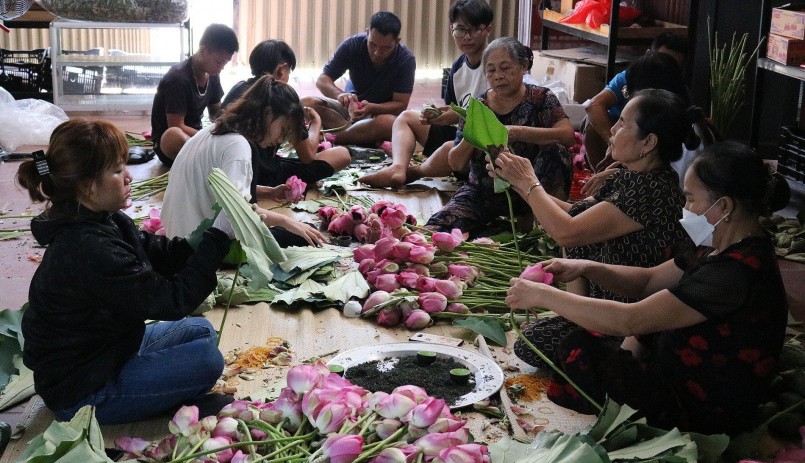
[0,48,51,96]
[105,65,169,90]
[61,66,103,95]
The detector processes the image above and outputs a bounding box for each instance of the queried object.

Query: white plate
[329,342,504,409]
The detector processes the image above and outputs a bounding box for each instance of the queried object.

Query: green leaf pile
[13,405,113,463]
[488,398,729,463]
[0,305,34,411]
[207,168,287,289]
[760,213,805,263]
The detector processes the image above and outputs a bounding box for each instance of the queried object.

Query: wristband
[525,181,541,199]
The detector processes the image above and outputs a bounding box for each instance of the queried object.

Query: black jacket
[22,203,230,410]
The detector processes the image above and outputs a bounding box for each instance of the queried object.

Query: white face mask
[679,199,729,247]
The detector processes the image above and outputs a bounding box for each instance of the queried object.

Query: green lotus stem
[218,263,241,347]
[509,310,603,412]
[0,214,34,219]
[504,189,523,270]
[0,229,30,233]
[167,437,310,463]
[353,426,410,463]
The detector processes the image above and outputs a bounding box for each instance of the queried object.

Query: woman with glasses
[425,36,576,235]
[162,75,328,247]
[359,0,493,188]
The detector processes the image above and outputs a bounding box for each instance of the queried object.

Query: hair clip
[33,150,50,176]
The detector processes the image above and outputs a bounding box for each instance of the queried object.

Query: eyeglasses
[450,25,487,39]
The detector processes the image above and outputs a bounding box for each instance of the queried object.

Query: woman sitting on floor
[162,75,328,246]
[16,119,236,424]
[506,141,790,434]
[425,36,576,235]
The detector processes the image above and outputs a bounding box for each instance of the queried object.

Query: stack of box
[768,7,805,66]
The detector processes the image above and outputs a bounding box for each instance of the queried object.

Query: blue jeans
[54,318,224,425]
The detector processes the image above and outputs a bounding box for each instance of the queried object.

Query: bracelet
[525,181,541,199]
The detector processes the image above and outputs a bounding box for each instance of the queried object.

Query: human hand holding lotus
[539,258,589,282]
[485,149,539,197]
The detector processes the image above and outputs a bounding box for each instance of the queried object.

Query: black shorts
[422,124,457,157]
[153,143,173,167]
[254,156,335,187]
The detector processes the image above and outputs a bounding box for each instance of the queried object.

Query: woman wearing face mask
[505,141,790,435]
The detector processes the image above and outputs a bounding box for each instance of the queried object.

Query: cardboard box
[771,7,805,40]
[767,33,805,66]
[531,53,607,103]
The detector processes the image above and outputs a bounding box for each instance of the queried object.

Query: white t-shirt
[162,125,253,238]
[448,54,488,108]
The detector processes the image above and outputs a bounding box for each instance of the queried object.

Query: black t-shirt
[150,59,224,147]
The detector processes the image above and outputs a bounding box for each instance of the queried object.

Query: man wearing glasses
[359,0,494,188]
[302,11,416,149]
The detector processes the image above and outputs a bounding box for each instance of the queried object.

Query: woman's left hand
[506,277,549,310]
[485,149,539,196]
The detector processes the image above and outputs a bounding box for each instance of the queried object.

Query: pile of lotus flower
[116,361,489,463]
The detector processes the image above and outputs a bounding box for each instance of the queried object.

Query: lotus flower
[392,241,414,260]
[446,302,470,314]
[328,214,356,236]
[377,306,402,327]
[406,263,430,276]
[212,416,238,438]
[168,405,199,437]
[287,364,321,395]
[362,290,391,313]
[428,416,467,433]
[141,208,165,235]
[408,245,436,264]
[358,258,376,275]
[349,204,367,223]
[448,264,478,282]
[202,436,234,462]
[414,429,470,458]
[405,309,431,330]
[416,277,438,292]
[396,270,420,289]
[321,434,364,463]
[520,263,554,285]
[354,244,375,263]
[374,273,401,292]
[115,437,149,457]
[403,233,428,246]
[436,443,490,463]
[373,237,400,260]
[318,206,342,227]
[374,392,417,419]
[312,402,351,434]
[370,200,394,215]
[380,205,408,229]
[284,176,306,203]
[354,223,371,242]
[432,228,466,252]
[419,292,448,314]
[376,259,400,274]
[393,385,429,404]
[407,396,446,428]
[371,447,409,463]
[470,237,495,245]
[433,279,462,300]
[374,419,403,440]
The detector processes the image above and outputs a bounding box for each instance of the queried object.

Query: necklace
[189,57,208,97]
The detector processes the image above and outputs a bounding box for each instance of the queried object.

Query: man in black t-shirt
[150,24,238,166]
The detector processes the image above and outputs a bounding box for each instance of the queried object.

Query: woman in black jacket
[16,119,234,424]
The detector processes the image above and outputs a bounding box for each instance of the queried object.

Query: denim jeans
[54,317,224,425]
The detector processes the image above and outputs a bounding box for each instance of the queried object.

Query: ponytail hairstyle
[15,119,128,210]
[213,75,307,144]
[690,141,791,217]
[629,89,708,163]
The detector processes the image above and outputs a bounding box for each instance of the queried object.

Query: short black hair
[625,52,687,102]
[249,40,296,77]
[369,11,402,37]
[449,0,494,28]
[651,31,688,57]
[199,24,239,54]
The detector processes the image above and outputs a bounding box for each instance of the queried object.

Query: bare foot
[358,165,407,188]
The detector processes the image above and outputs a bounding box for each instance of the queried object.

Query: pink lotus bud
[373,237,400,260]
[449,276,469,290]
[406,214,417,226]
[470,237,495,245]
[269,396,303,431]
[370,200,394,215]
[407,396,446,428]
[446,302,470,314]
[433,279,463,300]
[392,241,414,260]
[202,436,234,463]
[428,261,448,276]
[349,205,367,223]
[414,428,471,458]
[406,263,430,276]
[313,402,351,434]
[353,244,375,263]
[405,309,432,330]
[371,447,408,463]
[393,385,429,404]
[396,271,420,289]
[328,214,356,236]
[284,176,307,203]
[115,437,149,457]
[391,224,412,239]
[354,223,371,242]
[374,273,401,292]
[380,205,408,229]
[374,419,404,441]
[141,208,164,235]
[212,416,239,438]
[365,268,381,285]
[520,263,554,285]
[398,299,419,318]
[377,306,402,327]
[169,405,199,437]
[448,264,478,281]
[432,228,466,252]
[428,416,467,433]
[358,258,376,275]
[408,245,436,264]
[287,364,322,395]
[419,292,448,313]
[322,434,364,463]
[375,259,400,274]
[404,233,429,246]
[437,443,490,463]
[375,392,417,419]
[416,277,438,292]
[362,290,391,313]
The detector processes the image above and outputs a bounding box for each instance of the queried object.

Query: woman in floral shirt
[505,141,790,434]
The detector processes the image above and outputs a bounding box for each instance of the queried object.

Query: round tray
[328,342,504,408]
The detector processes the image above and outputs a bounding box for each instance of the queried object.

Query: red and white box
[767,33,805,66]
[771,7,805,40]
